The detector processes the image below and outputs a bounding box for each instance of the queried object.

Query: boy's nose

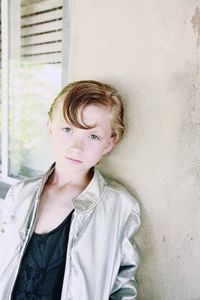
[70,137,84,151]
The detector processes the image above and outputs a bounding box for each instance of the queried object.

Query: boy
[0,80,140,299]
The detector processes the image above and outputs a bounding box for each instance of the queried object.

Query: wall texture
[67,1,200,299]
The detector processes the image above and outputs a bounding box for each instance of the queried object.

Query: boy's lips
[65,157,83,164]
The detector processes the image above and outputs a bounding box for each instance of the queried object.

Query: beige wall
[67,1,200,299]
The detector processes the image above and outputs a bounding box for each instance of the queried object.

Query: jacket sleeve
[109,202,141,300]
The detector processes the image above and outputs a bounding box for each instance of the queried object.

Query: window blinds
[21,0,63,64]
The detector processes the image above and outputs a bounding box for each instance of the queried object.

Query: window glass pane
[8,0,63,179]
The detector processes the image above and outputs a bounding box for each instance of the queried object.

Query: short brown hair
[48,80,125,143]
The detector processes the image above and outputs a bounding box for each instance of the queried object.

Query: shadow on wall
[191,6,200,48]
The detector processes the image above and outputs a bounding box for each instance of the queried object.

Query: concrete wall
[67,1,200,299]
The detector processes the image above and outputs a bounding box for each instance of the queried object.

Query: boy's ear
[47,118,53,135]
[103,135,117,155]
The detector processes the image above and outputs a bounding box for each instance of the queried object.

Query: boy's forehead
[53,101,113,126]
[82,105,113,123]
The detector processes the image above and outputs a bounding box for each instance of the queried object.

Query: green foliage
[8,60,61,178]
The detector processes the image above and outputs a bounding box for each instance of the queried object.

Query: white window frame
[0,0,71,187]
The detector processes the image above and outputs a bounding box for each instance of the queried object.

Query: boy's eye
[89,134,100,141]
[63,127,72,133]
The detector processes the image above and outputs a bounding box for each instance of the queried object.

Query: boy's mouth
[65,157,83,164]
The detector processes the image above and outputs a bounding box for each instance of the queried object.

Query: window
[0,0,70,185]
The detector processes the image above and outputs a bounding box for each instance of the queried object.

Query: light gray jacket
[0,164,140,300]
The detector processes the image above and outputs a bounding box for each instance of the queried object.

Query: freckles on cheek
[53,131,65,142]
[51,138,63,152]
[88,142,105,155]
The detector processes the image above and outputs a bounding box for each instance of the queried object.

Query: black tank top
[12,209,74,300]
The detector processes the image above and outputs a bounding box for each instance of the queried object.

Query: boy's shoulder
[11,174,43,196]
[13,163,56,194]
[106,176,131,195]
[3,175,44,212]
[99,170,139,213]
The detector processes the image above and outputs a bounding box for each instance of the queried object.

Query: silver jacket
[0,164,140,300]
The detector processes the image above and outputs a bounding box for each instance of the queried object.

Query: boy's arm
[109,203,141,300]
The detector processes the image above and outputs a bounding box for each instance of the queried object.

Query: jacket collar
[41,163,106,212]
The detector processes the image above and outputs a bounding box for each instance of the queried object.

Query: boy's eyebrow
[59,121,106,133]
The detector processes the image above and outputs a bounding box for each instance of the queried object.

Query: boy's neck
[48,163,93,189]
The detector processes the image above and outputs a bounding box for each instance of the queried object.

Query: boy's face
[47,102,116,174]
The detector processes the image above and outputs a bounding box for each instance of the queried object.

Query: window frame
[0,0,71,196]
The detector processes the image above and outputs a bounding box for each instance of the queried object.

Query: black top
[12,209,74,300]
